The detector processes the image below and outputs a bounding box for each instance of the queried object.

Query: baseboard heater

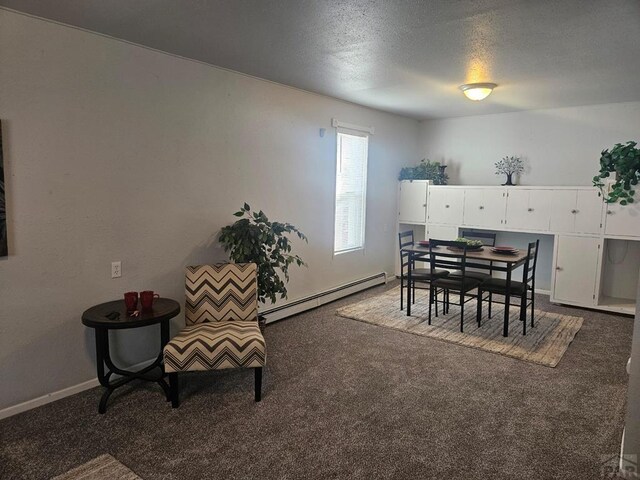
[260,272,388,323]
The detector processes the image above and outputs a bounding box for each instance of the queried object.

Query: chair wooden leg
[169,373,180,408]
[435,287,439,317]
[428,286,432,325]
[460,294,465,333]
[477,288,483,327]
[255,367,263,402]
[413,282,416,304]
[400,275,404,310]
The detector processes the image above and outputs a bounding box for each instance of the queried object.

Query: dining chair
[476,240,540,335]
[398,231,449,310]
[163,263,266,408]
[428,239,483,332]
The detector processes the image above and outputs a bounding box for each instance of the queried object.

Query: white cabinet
[552,235,600,306]
[550,188,603,234]
[504,189,551,231]
[604,201,640,237]
[462,187,506,229]
[398,180,428,224]
[426,224,458,241]
[428,187,464,226]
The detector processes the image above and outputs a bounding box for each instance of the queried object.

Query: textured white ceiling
[2,0,639,119]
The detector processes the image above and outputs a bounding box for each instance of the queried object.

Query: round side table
[82,298,180,414]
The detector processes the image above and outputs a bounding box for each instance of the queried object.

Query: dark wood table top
[403,245,529,264]
[82,298,181,329]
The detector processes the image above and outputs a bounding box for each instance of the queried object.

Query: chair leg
[460,294,465,333]
[531,289,535,328]
[400,275,404,310]
[477,288,483,327]
[428,286,432,325]
[169,373,180,408]
[412,282,416,304]
[255,367,263,402]
[445,289,450,314]
[435,287,439,317]
[488,292,492,319]
[520,294,527,335]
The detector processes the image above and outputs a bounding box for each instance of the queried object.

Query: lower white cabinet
[552,235,601,306]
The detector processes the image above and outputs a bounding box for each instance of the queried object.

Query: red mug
[124,291,138,312]
[140,291,160,311]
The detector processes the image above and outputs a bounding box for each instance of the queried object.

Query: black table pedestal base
[94,320,170,414]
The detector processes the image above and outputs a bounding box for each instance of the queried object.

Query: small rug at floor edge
[336,287,583,367]
[51,454,142,480]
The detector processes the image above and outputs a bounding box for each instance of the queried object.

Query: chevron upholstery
[163,263,266,407]
[185,263,258,325]
[164,321,266,373]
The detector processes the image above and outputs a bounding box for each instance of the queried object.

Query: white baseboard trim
[0,358,155,420]
[260,272,388,323]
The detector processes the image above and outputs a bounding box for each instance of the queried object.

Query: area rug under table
[51,454,142,480]
[336,287,583,367]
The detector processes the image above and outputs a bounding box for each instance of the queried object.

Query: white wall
[419,102,640,290]
[0,10,419,411]
[420,102,640,186]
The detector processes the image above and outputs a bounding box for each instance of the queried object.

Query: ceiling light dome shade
[459,82,497,101]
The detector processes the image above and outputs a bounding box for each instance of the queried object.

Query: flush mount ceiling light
[459,82,497,101]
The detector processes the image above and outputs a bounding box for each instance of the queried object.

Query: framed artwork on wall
[0,120,6,257]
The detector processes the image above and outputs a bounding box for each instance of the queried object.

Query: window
[334,129,369,254]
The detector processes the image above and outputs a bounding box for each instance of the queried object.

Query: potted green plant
[219,203,308,318]
[398,159,449,185]
[592,141,640,205]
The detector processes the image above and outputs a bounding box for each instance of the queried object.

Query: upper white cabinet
[504,189,552,231]
[604,201,640,237]
[550,188,603,235]
[428,187,464,226]
[462,187,506,229]
[398,180,428,224]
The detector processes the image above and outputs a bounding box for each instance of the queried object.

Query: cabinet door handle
[571,209,578,214]
[527,208,534,212]
[445,204,450,208]
[423,203,427,207]
[556,266,563,271]
[479,206,484,210]
[607,210,613,215]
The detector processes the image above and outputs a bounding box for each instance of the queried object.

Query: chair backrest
[428,239,469,275]
[185,263,258,325]
[398,230,415,271]
[523,240,540,286]
[460,230,497,247]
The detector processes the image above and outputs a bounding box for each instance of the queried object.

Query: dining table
[403,245,530,337]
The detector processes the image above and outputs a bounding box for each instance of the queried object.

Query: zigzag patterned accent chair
[163,263,266,408]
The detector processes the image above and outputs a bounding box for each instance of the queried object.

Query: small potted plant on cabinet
[398,159,449,185]
[592,141,640,205]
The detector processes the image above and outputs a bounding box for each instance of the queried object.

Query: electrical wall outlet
[111,261,121,278]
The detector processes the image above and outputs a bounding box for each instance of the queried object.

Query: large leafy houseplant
[592,141,640,205]
[398,159,448,185]
[219,203,307,304]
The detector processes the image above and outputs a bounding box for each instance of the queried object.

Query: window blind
[334,130,369,253]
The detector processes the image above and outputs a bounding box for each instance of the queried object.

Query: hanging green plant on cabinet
[593,141,640,205]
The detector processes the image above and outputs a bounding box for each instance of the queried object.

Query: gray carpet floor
[0,282,634,480]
